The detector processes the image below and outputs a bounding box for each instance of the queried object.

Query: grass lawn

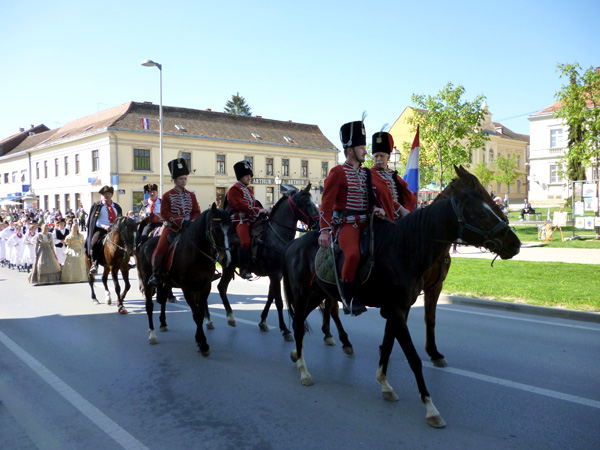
[511,225,600,248]
[442,258,600,312]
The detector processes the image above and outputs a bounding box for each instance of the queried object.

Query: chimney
[206,108,212,111]
[255,115,262,119]
[19,127,25,132]
[143,101,153,104]
[30,124,34,128]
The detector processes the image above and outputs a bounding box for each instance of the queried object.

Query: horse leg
[321,299,334,345]
[157,286,168,332]
[88,270,99,305]
[183,288,210,356]
[121,266,131,302]
[102,268,112,305]
[264,275,293,341]
[328,297,353,355]
[216,265,236,328]
[386,308,446,428]
[146,285,158,344]
[111,266,127,314]
[376,319,398,402]
[424,283,446,367]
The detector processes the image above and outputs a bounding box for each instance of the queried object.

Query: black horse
[211,184,319,339]
[282,166,521,428]
[86,216,137,313]
[136,204,231,354]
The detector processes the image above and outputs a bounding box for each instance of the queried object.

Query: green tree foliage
[493,154,521,191]
[224,92,252,116]
[554,63,600,181]
[407,83,489,188]
[472,161,495,190]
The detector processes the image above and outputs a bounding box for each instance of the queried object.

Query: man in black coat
[86,185,122,273]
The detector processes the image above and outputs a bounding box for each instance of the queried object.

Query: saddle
[228,215,268,262]
[315,226,374,286]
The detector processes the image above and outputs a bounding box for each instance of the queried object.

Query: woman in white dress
[22,227,37,271]
[7,229,25,269]
[28,224,62,285]
[61,223,88,283]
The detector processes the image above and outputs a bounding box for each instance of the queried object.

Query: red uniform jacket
[160,187,201,231]
[227,182,263,224]
[371,167,417,217]
[320,163,394,231]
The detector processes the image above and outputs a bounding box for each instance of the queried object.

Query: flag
[403,125,420,194]
[141,118,150,130]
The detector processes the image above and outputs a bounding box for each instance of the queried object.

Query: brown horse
[86,216,137,314]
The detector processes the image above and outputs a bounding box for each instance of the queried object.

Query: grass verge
[441,258,600,312]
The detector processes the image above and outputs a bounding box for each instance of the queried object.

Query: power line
[496,110,542,122]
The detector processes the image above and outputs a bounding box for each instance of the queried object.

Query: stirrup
[89,262,98,274]
[148,274,160,287]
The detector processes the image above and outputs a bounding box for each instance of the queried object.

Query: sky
[1,0,599,154]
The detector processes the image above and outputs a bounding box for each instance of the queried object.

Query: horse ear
[304,183,311,193]
[211,202,218,212]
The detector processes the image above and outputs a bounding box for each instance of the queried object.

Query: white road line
[0,330,149,450]
[423,361,600,410]
[437,306,600,331]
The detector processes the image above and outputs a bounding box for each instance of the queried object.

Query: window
[75,154,80,174]
[266,158,273,176]
[216,155,226,174]
[55,158,59,177]
[301,160,308,178]
[517,155,521,168]
[550,164,560,183]
[75,193,81,209]
[36,162,40,179]
[12,171,17,183]
[44,161,48,178]
[496,182,501,192]
[282,159,289,177]
[215,187,226,208]
[550,129,563,148]
[65,193,70,211]
[92,150,99,172]
[517,180,522,193]
[134,149,151,171]
[489,150,494,164]
[321,161,328,179]
[3,173,8,183]
[482,152,486,163]
[266,187,274,205]
[20,170,26,182]
[181,152,192,172]
[64,156,69,176]
[132,190,145,215]
[44,195,49,210]
[55,194,60,211]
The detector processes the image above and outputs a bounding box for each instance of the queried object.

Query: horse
[136,204,231,354]
[211,184,319,339]
[319,165,510,367]
[282,166,521,428]
[86,216,137,314]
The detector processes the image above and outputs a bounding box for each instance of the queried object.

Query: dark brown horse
[136,204,231,354]
[86,216,137,314]
[282,166,521,428]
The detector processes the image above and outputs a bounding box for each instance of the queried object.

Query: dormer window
[251,132,262,140]
[283,136,294,143]
[60,133,69,138]
[175,124,187,132]
[84,126,93,131]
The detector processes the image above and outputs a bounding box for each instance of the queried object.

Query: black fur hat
[144,183,158,193]
[371,132,394,155]
[340,121,366,148]
[168,158,190,179]
[234,160,253,180]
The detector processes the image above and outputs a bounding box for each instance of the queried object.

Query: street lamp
[275,175,282,200]
[141,59,163,196]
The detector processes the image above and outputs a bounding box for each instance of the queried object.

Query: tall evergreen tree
[224,92,252,116]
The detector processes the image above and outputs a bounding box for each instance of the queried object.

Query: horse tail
[281,258,295,322]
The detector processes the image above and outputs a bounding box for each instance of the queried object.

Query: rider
[227,160,268,279]
[318,120,394,315]
[86,185,123,274]
[148,158,201,288]
[139,183,162,245]
[370,131,416,218]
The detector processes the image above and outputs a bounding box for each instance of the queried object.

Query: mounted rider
[227,160,269,279]
[318,120,394,315]
[148,158,201,288]
[370,131,416,218]
[139,183,162,245]
[86,185,123,274]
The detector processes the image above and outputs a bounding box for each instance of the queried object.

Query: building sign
[252,178,274,185]
[88,176,101,183]
[251,177,307,186]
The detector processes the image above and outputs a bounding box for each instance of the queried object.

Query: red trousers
[337,222,367,283]
[235,222,251,249]
[152,227,175,265]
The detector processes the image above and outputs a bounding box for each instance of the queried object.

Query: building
[0,102,338,214]
[389,104,529,203]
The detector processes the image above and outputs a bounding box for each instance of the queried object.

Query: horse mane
[269,194,289,216]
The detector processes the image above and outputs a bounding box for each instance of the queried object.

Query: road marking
[437,306,600,331]
[423,361,600,410]
[0,330,149,450]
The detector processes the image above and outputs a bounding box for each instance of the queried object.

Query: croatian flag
[403,125,420,194]
[141,118,150,130]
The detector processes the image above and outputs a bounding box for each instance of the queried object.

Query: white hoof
[226,312,236,327]
[205,320,215,330]
[105,291,112,305]
[148,330,158,345]
[258,322,270,332]
[424,396,446,428]
[290,349,298,363]
[323,336,336,346]
[159,325,169,332]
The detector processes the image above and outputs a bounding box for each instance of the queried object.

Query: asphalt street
[1,251,599,449]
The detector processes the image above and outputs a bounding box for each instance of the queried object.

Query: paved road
[1,266,599,449]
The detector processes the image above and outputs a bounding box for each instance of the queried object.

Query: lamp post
[141,59,163,195]
[275,175,282,200]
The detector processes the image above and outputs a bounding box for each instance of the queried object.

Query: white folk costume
[23,230,37,266]
[7,231,25,266]
[53,223,69,265]
[0,224,16,263]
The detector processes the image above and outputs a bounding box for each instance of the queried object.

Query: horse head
[287,183,320,230]
[207,203,232,268]
[111,216,137,257]
[446,166,521,260]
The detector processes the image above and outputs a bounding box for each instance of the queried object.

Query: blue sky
[1,0,599,152]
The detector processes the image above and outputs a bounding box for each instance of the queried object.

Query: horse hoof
[258,322,270,332]
[227,316,236,327]
[427,415,446,428]
[323,336,336,346]
[301,376,314,386]
[92,300,100,305]
[149,337,158,345]
[290,350,298,363]
[283,331,294,342]
[159,326,169,332]
[205,321,215,330]
[382,391,399,402]
[432,357,448,368]
[118,308,128,314]
[106,299,112,306]
[342,345,354,356]
[198,346,210,356]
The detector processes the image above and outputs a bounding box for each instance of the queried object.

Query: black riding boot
[340,280,367,317]
[237,248,253,280]
[89,250,98,274]
[148,253,164,288]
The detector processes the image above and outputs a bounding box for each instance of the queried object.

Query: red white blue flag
[403,125,420,194]
[141,118,150,130]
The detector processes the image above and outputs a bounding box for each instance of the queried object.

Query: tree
[224,92,252,116]
[554,63,600,182]
[472,161,495,190]
[407,83,489,188]
[493,154,521,193]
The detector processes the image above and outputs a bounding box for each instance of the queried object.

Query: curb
[437,294,600,324]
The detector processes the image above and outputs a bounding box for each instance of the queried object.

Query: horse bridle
[450,195,510,253]
[106,220,135,257]
[202,210,230,263]
[271,194,319,231]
